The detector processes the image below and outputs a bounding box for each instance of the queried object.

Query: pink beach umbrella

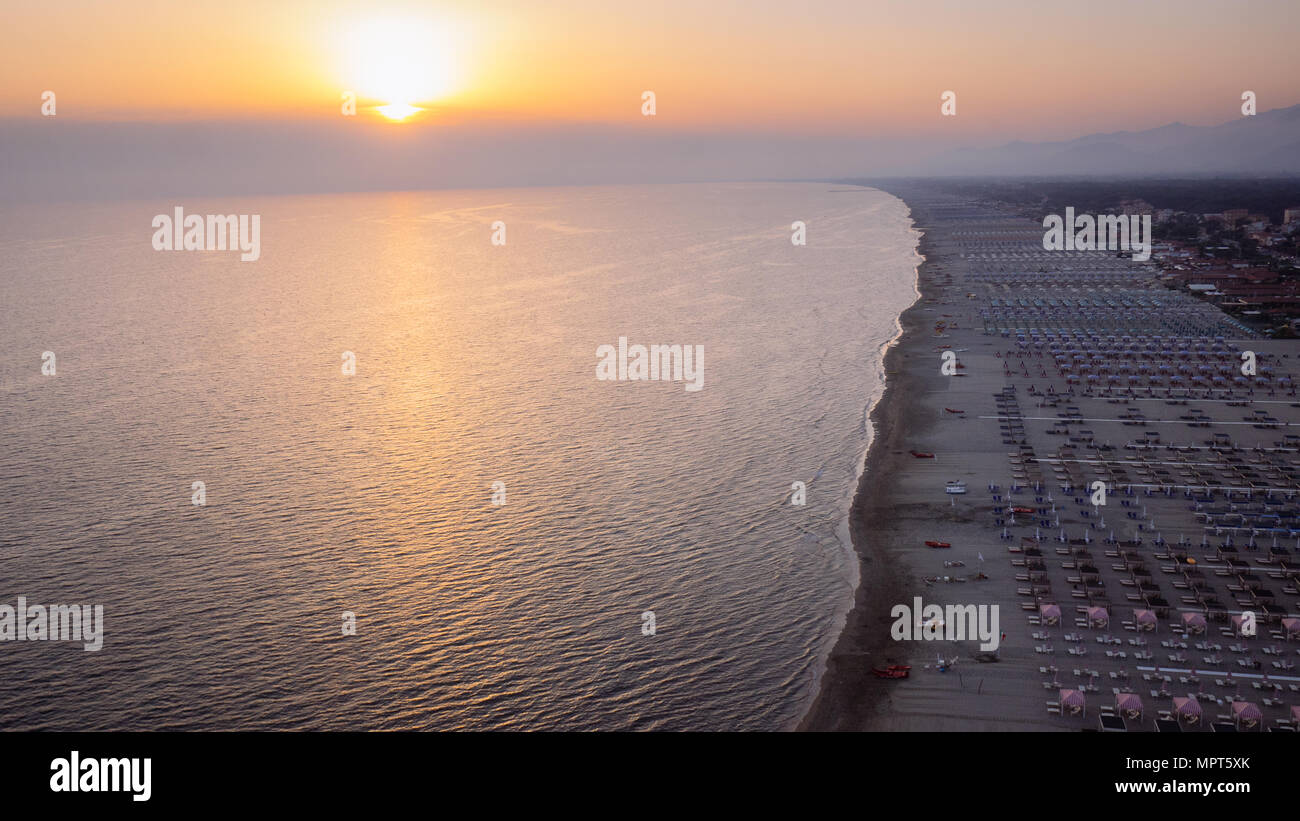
[1116,692,1143,720]
[1181,612,1207,634]
[1231,701,1262,730]
[1172,696,1202,725]
[1087,607,1109,628]
[1283,617,1300,641]
[1040,604,1061,625]
[1059,688,1086,716]
[1231,614,1252,638]
[1134,609,1157,631]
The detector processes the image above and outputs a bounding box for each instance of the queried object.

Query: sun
[377,102,423,121]
[337,15,462,120]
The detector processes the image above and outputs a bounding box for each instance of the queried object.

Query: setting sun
[337,14,463,114]
[376,102,424,121]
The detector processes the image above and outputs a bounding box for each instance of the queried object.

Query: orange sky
[3,0,1299,139]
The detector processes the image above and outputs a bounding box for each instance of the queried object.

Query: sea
[0,182,919,730]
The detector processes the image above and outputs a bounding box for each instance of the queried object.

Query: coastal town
[953,184,1300,333]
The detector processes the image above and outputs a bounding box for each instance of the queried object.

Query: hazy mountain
[4,105,1298,204]
[918,104,1300,176]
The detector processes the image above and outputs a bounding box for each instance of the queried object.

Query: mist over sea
[0,182,918,730]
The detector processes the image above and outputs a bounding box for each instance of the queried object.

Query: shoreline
[799,183,1294,733]
[798,205,934,730]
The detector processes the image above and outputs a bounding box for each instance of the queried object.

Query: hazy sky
[3,0,1298,199]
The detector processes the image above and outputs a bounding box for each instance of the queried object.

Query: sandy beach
[801,189,1051,730]
[803,183,1300,732]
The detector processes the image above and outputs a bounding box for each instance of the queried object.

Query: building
[1120,199,1154,216]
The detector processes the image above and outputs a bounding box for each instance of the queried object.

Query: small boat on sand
[925,540,952,548]
[945,481,967,494]
[871,665,911,679]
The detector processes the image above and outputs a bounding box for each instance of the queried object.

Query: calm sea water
[0,182,917,730]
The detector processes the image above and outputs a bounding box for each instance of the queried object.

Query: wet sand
[798,202,1051,730]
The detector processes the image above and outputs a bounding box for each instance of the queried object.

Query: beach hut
[1291,705,1300,727]
[1231,701,1262,731]
[1087,607,1109,628]
[1116,692,1143,720]
[1059,688,1085,716]
[1231,614,1252,638]
[1283,617,1300,641]
[1172,696,1201,726]
[1040,604,1061,626]
[1181,612,1207,634]
[1134,609,1157,632]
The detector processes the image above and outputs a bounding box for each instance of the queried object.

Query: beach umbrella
[1283,618,1300,641]
[1134,609,1157,631]
[1116,692,1143,720]
[1231,701,1262,730]
[1172,696,1202,725]
[1059,688,1086,716]
[1040,604,1061,625]
[1231,614,1251,638]
[1087,607,1109,628]
[1181,612,1207,634]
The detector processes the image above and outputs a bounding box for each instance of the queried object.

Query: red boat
[944,408,965,414]
[872,665,911,679]
[925,540,951,548]
[910,451,936,458]
[1011,506,1034,515]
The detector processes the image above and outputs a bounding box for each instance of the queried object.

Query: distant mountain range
[919,104,1300,176]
